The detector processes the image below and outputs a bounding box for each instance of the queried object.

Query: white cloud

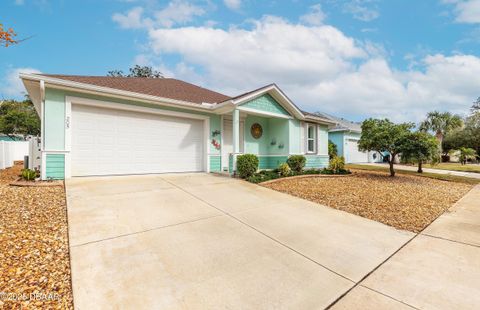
[224,0,241,10]
[343,0,380,22]
[148,16,366,94]
[0,67,41,99]
[131,53,174,77]
[112,0,205,29]
[14,0,25,5]
[307,55,480,122]
[112,7,152,29]
[300,4,327,26]
[444,0,480,24]
[140,16,480,122]
[154,0,205,28]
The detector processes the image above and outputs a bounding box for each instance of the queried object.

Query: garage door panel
[346,139,369,163]
[71,104,204,176]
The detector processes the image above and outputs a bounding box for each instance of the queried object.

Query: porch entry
[222,119,244,171]
[223,111,292,174]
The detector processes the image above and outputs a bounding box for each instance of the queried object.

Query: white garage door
[71,104,204,176]
[346,139,368,163]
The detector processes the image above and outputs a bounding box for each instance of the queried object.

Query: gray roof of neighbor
[318,113,362,133]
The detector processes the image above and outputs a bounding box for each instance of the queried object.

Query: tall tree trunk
[417,161,423,173]
[388,158,395,177]
[436,131,444,153]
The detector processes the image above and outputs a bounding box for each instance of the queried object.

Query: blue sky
[2,0,480,122]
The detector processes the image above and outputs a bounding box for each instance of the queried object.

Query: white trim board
[236,106,293,119]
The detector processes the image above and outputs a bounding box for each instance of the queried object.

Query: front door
[222,119,244,171]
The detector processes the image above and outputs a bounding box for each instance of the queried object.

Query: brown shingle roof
[43,75,231,104]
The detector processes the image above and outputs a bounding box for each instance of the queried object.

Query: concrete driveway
[66,173,413,309]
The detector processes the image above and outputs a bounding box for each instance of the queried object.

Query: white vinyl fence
[0,141,29,170]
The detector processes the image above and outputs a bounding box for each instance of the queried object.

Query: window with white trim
[307,124,316,153]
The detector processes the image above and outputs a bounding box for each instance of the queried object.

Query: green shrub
[278,163,291,177]
[246,170,280,183]
[329,156,345,173]
[21,169,37,181]
[287,155,306,173]
[328,140,338,159]
[236,154,259,178]
[321,167,351,175]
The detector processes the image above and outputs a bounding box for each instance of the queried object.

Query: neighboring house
[20,74,336,180]
[0,135,24,141]
[325,114,384,164]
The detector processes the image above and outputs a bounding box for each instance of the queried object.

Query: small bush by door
[236,154,259,178]
[286,155,306,173]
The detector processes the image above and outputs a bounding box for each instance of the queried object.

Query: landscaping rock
[0,164,73,309]
[263,169,473,232]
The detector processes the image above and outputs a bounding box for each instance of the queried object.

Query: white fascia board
[21,79,42,115]
[19,73,216,113]
[328,128,348,133]
[236,106,293,119]
[230,85,277,105]
[328,128,362,133]
[304,116,337,126]
[342,129,362,134]
[212,100,235,114]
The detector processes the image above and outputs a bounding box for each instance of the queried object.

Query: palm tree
[419,111,463,153]
[458,147,477,165]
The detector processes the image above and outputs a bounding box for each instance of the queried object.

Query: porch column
[232,108,240,172]
[233,109,240,154]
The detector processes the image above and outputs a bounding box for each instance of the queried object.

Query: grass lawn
[425,162,480,174]
[346,164,480,185]
[0,163,73,309]
[263,169,474,232]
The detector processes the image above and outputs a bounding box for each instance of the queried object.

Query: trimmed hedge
[286,155,306,173]
[246,167,351,183]
[246,170,281,183]
[236,154,259,178]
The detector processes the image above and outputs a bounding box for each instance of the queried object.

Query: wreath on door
[250,123,263,139]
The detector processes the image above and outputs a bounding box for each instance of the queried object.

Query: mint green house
[20,73,335,180]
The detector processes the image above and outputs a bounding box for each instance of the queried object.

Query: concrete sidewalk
[362,163,480,179]
[333,185,480,309]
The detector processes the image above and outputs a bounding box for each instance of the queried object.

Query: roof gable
[240,94,291,116]
[227,84,304,119]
